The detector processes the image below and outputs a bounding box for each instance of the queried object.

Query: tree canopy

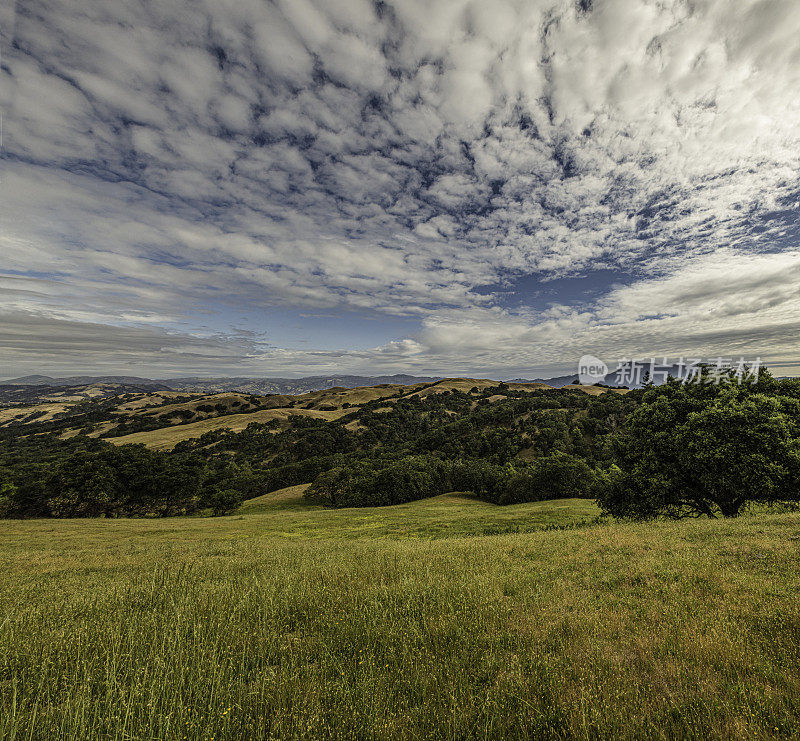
[597,373,800,519]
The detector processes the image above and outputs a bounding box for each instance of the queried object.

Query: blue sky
[2,0,800,379]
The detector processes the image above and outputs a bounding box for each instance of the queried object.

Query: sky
[2,0,800,379]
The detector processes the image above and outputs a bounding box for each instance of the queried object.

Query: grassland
[1,492,799,740]
[0,402,73,426]
[107,407,349,450]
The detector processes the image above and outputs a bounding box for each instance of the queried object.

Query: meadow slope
[1,494,799,740]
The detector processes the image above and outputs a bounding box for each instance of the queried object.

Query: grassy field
[1,493,799,740]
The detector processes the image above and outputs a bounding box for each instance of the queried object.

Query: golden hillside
[1,379,629,450]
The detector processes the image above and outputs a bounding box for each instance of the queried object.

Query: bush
[449,460,511,503]
[307,456,450,507]
[201,487,243,516]
[498,453,595,505]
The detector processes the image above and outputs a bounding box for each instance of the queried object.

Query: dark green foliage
[499,453,596,505]
[200,487,243,516]
[24,375,792,517]
[450,459,512,501]
[0,468,17,517]
[0,384,635,515]
[306,456,451,507]
[3,445,205,518]
[447,454,598,505]
[262,455,350,493]
[306,452,601,509]
[598,372,800,519]
[0,437,265,518]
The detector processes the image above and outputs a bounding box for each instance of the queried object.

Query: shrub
[307,456,451,507]
[450,459,511,503]
[201,487,243,516]
[499,453,595,504]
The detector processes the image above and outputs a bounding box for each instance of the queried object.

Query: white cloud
[251,17,315,87]
[3,0,800,376]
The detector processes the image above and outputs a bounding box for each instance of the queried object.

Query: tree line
[0,440,256,518]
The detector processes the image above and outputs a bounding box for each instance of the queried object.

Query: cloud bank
[2,0,800,377]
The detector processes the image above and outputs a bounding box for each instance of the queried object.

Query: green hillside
[1,495,798,739]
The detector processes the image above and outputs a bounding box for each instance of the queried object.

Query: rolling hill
[0,376,629,451]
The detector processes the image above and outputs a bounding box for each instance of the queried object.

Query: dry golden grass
[3,380,626,439]
[297,384,416,408]
[129,392,252,417]
[116,391,199,411]
[108,407,350,450]
[403,379,556,398]
[85,421,119,438]
[402,378,497,397]
[239,483,312,511]
[0,402,73,426]
[561,384,629,395]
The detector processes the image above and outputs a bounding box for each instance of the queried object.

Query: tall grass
[1,499,799,739]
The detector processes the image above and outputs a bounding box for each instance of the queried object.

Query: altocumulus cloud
[2,0,800,377]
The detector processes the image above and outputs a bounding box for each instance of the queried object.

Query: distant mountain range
[4,374,167,387]
[161,374,445,394]
[0,370,645,394]
[1,374,443,395]
[5,364,770,394]
[521,374,580,388]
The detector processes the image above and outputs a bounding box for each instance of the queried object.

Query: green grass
[1,494,799,739]
[238,486,602,536]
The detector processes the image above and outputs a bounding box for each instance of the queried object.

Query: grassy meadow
[1,491,799,740]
